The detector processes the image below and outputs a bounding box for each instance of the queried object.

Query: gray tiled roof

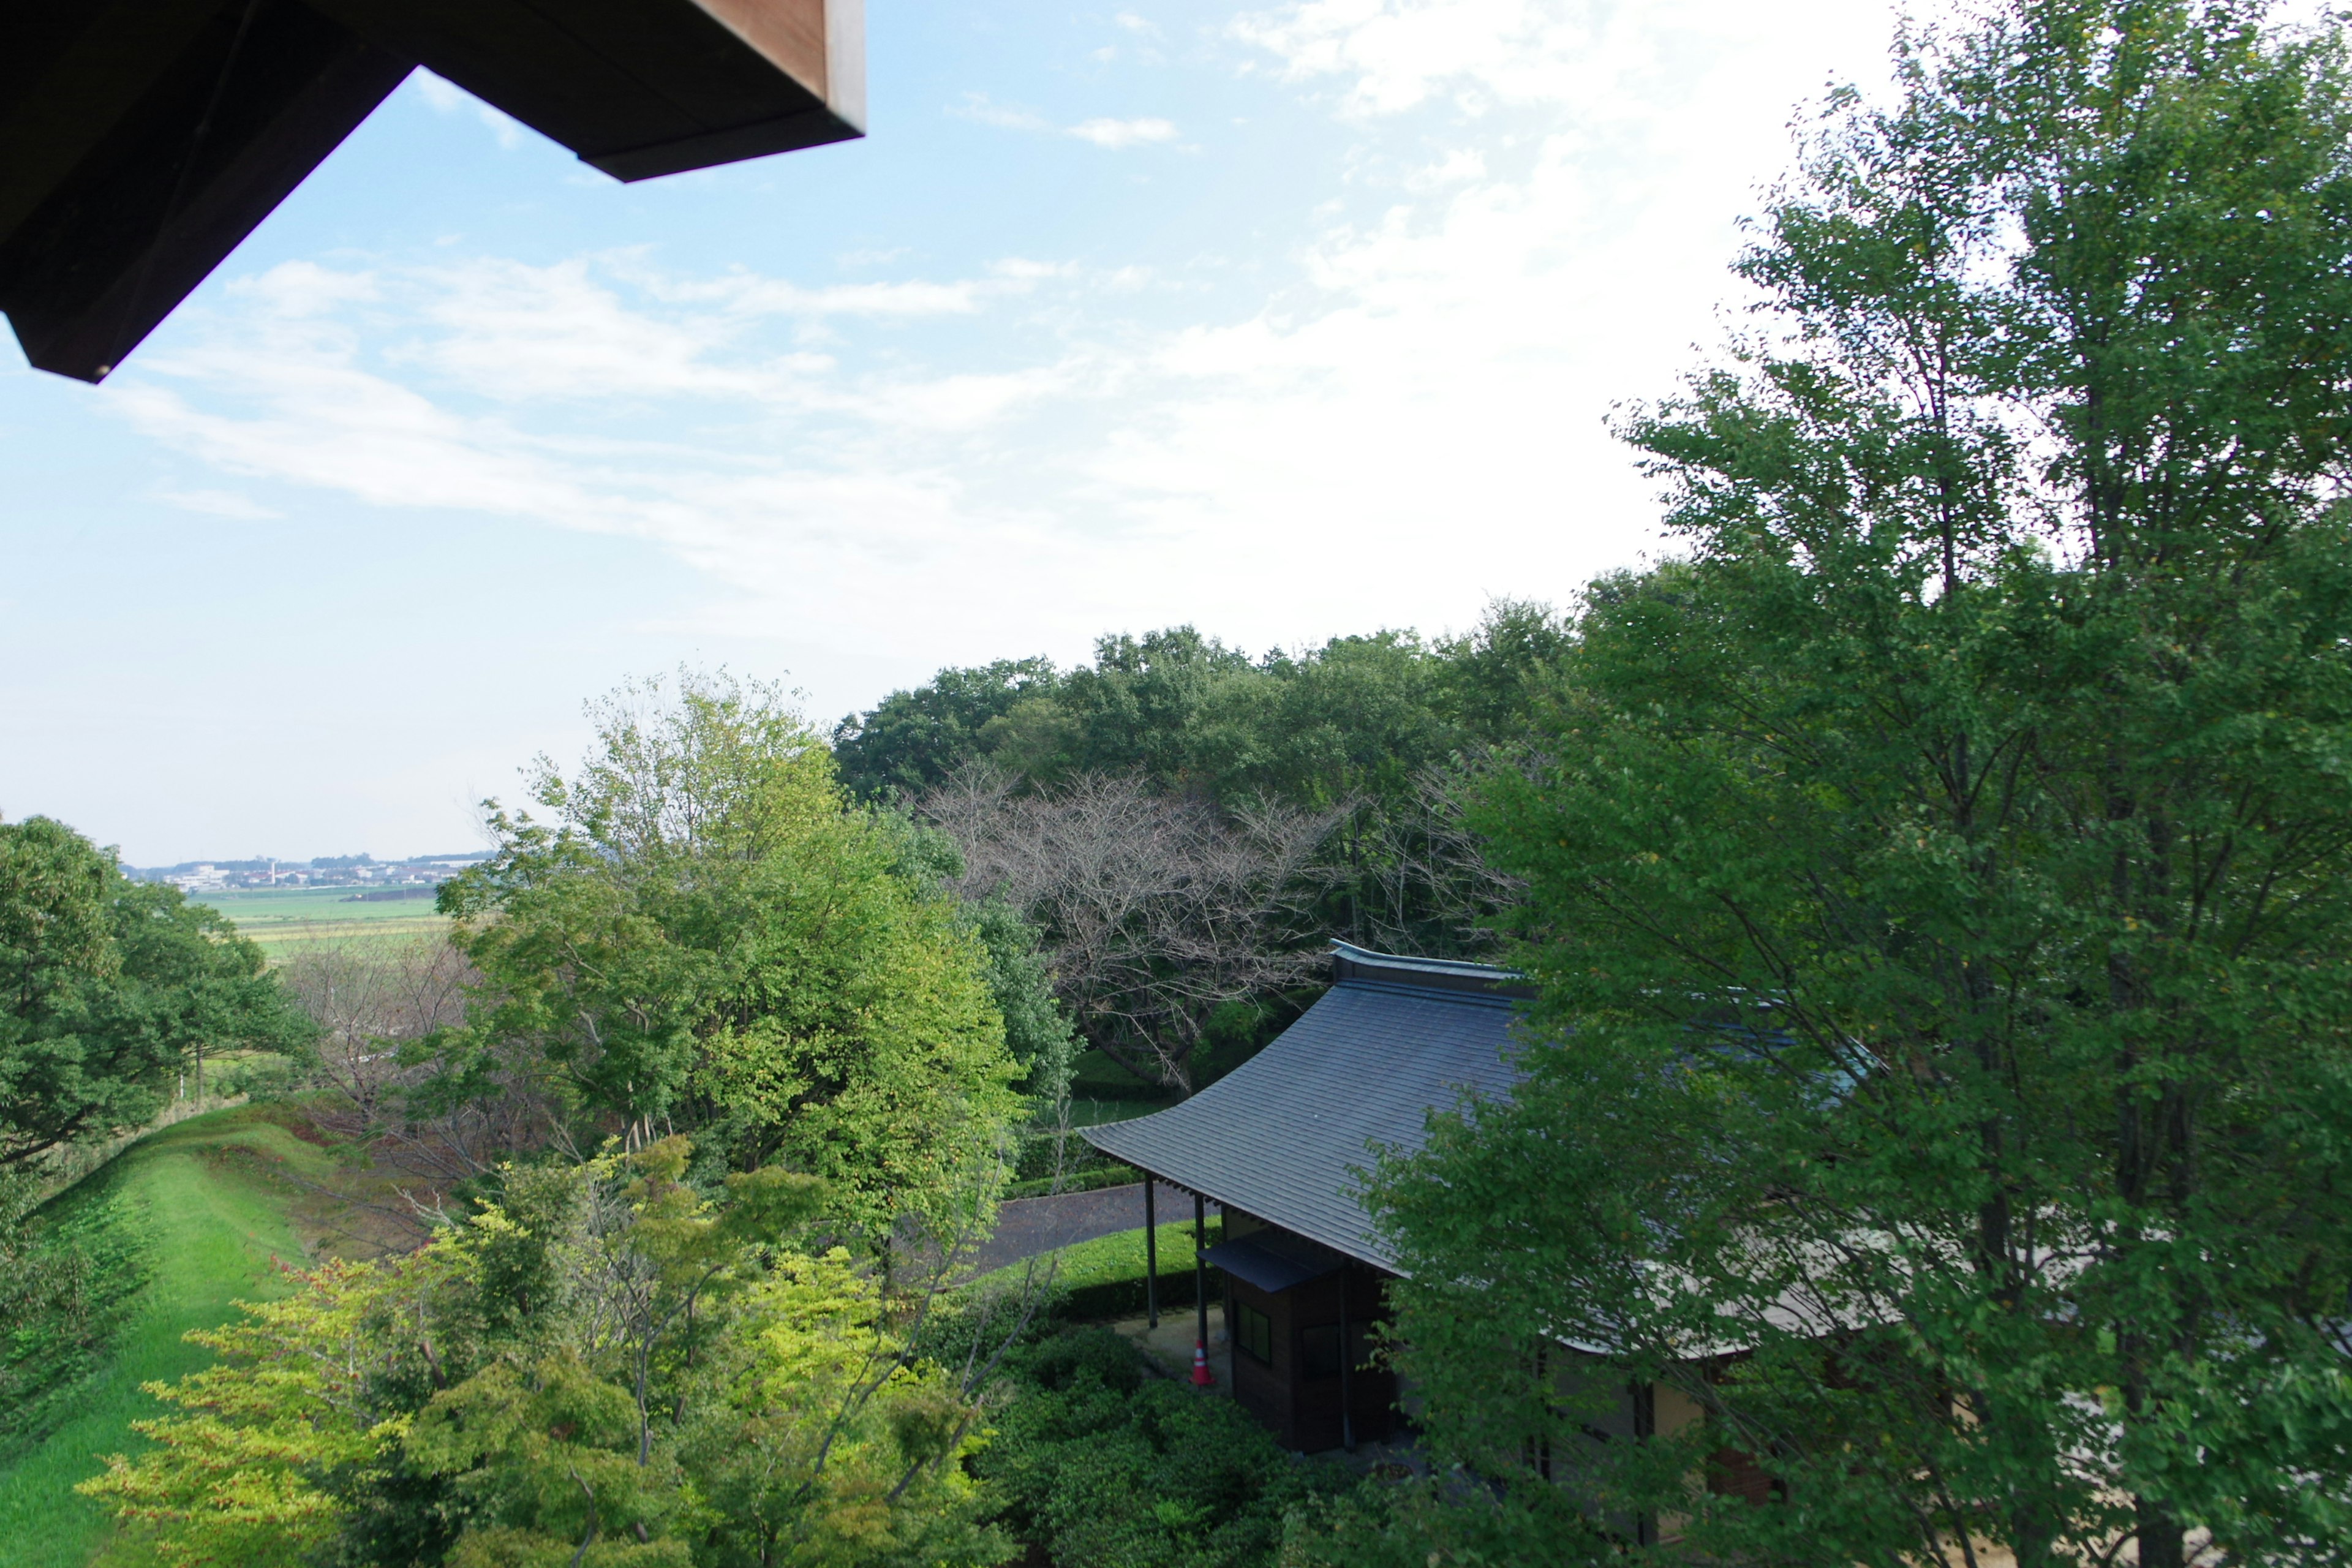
[1080,976,1525,1273]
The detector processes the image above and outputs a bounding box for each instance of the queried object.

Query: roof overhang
[1202,1231,1349,1294]
[2,0,864,383]
[1082,945,1529,1276]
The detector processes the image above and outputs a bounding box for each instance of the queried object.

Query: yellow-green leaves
[76,1259,410,1566]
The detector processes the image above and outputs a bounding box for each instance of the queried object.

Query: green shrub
[978,1327,1346,1568]
[1276,1474,1619,1568]
[1005,1160,1140,1200]
[211,1052,305,1102]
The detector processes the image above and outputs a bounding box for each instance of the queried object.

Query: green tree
[0,816,309,1163]
[1380,4,2352,1565]
[832,657,1062,804]
[102,878,316,1103]
[433,673,1023,1250]
[82,1144,1008,1567]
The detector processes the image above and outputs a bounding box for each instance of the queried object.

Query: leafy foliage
[79,1140,1012,1568]
[1380,4,2352,1564]
[835,611,1569,968]
[974,1328,1343,1568]
[0,815,313,1164]
[430,673,1024,1248]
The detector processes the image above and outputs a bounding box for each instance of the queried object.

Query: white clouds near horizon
[113,0,1896,658]
[7,0,1909,859]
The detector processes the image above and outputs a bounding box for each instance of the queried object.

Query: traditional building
[4,0,863,382]
[1082,941,1527,1453]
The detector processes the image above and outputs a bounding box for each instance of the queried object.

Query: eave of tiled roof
[1081,967,1525,1274]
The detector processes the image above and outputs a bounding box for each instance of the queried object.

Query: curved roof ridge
[1080,974,1526,1273]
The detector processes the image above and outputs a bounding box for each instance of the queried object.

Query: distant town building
[131,850,492,895]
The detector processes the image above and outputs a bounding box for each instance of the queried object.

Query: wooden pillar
[1192,1191,1213,1385]
[1224,1227,1235,1387]
[1339,1264,1355,1452]
[1145,1177,1158,1329]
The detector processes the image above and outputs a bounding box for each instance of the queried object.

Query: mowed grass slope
[0,1107,327,1567]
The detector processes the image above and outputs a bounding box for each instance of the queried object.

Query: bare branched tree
[276,931,473,1127]
[1344,760,1527,958]
[920,767,1341,1092]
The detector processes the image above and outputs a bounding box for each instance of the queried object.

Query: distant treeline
[832,600,1570,965]
[126,851,492,878]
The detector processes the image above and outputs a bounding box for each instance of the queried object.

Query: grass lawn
[0,1106,331,1567]
[969,1216,1223,1300]
[1066,1047,1178,1130]
[188,886,449,957]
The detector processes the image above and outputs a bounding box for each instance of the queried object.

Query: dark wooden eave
[1,0,864,384]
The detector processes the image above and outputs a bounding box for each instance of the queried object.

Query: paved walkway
[964,1181,1161,1276]
[1112,1304,1234,1393]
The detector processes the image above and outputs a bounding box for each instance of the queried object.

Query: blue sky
[2,0,1902,865]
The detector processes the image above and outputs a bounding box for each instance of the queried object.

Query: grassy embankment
[0,1106,337,1568]
[187,885,449,957]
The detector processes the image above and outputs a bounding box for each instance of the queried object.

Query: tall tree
[1380,4,2352,1564]
[0,817,309,1163]
[434,672,1023,1249]
[832,655,1061,802]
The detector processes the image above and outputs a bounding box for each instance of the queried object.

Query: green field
[0,1107,325,1567]
[187,886,449,955]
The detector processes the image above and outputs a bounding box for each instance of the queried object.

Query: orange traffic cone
[1192,1341,1215,1386]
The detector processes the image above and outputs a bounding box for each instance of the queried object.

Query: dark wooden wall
[1224,1260,1396,1453]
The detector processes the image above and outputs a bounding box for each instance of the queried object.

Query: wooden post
[1339,1265,1355,1452]
[1224,1231,1235,1387]
[1145,1178,1158,1329]
[1191,1191,1213,1385]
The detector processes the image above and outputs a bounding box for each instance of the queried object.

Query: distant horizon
[120,850,495,876]
[4,0,1906,865]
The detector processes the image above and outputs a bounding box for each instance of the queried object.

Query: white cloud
[952,94,1051,132]
[412,72,466,113]
[1232,0,1879,124]
[115,0,1907,667]
[410,69,529,149]
[1068,116,1180,148]
[715,277,992,317]
[955,94,1180,150]
[1232,0,1608,115]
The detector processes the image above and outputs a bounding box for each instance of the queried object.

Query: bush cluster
[976,1329,1346,1568]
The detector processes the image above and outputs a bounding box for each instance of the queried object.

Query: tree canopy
[81,1139,1008,1568]
[827,609,1569,1100]
[0,815,311,1164]
[1378,4,2352,1564]
[433,673,1025,1248]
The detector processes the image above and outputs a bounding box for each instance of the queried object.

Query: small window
[1301,1323,1343,1379]
[1236,1303,1273,1364]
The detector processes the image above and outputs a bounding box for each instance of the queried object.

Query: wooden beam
[1,0,864,382]
[0,0,410,383]
[286,0,863,179]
